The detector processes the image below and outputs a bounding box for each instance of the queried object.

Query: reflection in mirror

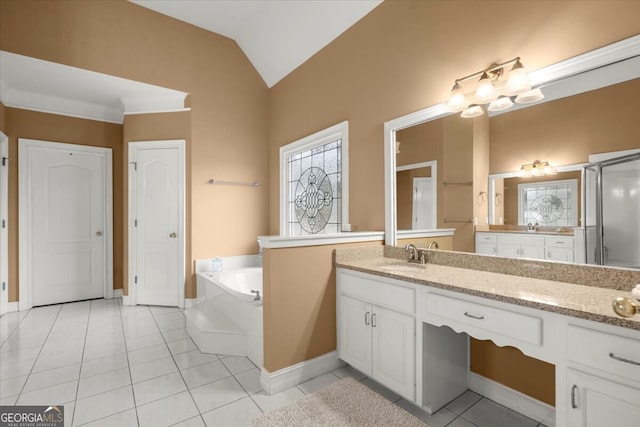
[396,163,435,230]
[384,35,640,263]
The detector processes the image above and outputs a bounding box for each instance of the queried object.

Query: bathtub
[192,261,263,367]
[216,267,263,303]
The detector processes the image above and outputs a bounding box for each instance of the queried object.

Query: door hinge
[2,219,5,229]
[1,157,7,166]
[2,282,5,291]
[134,276,138,284]
[134,219,137,227]
[130,161,137,171]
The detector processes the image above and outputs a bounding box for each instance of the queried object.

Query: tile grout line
[118,299,143,427]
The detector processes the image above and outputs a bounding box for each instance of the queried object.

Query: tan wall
[267,0,640,408]
[123,111,193,297]
[5,108,123,301]
[263,240,382,372]
[0,0,269,300]
[490,78,640,174]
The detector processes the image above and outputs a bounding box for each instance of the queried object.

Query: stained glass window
[518,179,578,227]
[280,122,348,236]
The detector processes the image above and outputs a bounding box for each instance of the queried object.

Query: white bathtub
[193,263,263,367]
[216,267,263,303]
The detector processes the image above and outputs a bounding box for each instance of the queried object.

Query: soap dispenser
[212,257,223,273]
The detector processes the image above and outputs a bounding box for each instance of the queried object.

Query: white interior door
[413,177,435,229]
[0,132,8,315]
[19,139,112,308]
[129,140,184,307]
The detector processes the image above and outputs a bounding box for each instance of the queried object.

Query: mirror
[384,35,640,255]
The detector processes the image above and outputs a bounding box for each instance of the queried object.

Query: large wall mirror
[384,35,640,264]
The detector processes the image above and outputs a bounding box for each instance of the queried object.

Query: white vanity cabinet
[475,233,497,255]
[337,269,416,401]
[476,232,575,262]
[545,236,575,262]
[565,323,640,427]
[497,233,545,260]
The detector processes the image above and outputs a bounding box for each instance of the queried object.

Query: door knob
[95,231,103,237]
[169,232,177,238]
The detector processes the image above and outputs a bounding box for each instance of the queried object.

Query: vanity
[476,230,576,262]
[335,246,640,427]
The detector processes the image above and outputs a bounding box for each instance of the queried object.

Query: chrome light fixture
[520,160,555,177]
[446,57,543,118]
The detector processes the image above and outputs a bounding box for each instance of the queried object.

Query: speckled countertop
[335,246,640,331]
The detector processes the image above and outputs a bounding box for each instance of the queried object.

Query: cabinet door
[568,369,640,427]
[372,305,415,400]
[476,242,497,256]
[338,295,372,375]
[520,243,545,260]
[546,247,574,262]
[497,242,520,258]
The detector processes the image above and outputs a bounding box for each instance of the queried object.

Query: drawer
[339,271,415,314]
[427,293,542,345]
[476,233,497,244]
[544,236,574,248]
[498,233,545,246]
[567,325,640,381]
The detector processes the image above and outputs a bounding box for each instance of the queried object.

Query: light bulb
[488,96,513,112]
[505,60,530,95]
[460,104,484,118]
[474,72,495,104]
[515,88,544,104]
[446,81,467,112]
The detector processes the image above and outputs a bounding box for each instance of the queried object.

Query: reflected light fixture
[520,160,556,177]
[446,57,542,118]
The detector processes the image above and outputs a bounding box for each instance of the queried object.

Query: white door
[19,139,112,308]
[372,305,415,400]
[413,177,435,229]
[0,133,8,315]
[129,141,184,307]
[338,294,372,375]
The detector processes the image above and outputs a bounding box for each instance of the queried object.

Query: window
[280,121,349,236]
[518,179,578,227]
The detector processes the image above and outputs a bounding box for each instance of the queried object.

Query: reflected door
[413,177,435,229]
[583,153,640,268]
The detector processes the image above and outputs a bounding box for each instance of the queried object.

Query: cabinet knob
[169,232,177,238]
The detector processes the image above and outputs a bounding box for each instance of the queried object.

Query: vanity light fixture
[446,57,543,117]
[520,160,556,177]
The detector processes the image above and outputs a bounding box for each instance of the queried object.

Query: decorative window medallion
[280,122,349,236]
[518,179,578,227]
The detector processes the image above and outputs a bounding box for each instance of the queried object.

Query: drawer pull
[464,312,485,320]
[609,352,640,366]
[365,312,370,326]
[571,385,578,409]
[372,313,377,327]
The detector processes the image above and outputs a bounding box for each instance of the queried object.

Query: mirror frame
[384,35,640,246]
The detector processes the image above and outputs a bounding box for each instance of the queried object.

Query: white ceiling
[129,0,383,88]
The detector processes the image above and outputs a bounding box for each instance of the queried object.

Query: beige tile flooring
[1,299,547,426]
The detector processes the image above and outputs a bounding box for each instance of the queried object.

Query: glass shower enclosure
[583,151,640,269]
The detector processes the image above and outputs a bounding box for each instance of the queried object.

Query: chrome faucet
[427,241,439,250]
[404,243,426,264]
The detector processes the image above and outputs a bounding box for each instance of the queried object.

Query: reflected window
[280,122,349,236]
[518,179,578,226]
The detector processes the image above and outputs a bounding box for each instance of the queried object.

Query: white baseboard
[469,372,555,427]
[260,351,345,395]
[113,289,123,298]
[4,301,19,313]
[184,298,198,309]
[122,294,135,306]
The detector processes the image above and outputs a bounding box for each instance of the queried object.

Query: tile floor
[1,298,548,427]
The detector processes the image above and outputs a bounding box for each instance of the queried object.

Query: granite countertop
[335,249,640,331]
